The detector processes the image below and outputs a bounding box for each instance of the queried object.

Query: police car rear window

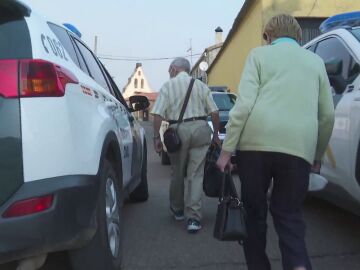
[0,16,31,60]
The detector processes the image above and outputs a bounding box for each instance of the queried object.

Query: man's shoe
[170,207,185,221]
[187,219,201,233]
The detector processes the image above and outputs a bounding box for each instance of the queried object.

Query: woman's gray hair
[264,14,302,43]
[170,57,191,73]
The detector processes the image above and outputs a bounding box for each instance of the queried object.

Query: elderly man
[151,57,220,233]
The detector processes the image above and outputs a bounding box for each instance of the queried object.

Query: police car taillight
[0,59,78,98]
[19,59,78,97]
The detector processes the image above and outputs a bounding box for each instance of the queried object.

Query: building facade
[123,63,158,121]
[207,0,360,93]
[191,27,224,83]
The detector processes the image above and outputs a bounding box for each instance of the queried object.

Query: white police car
[0,1,149,269]
[304,12,360,215]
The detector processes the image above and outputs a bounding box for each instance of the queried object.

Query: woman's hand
[216,150,233,172]
[311,160,321,174]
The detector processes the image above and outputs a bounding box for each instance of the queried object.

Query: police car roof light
[320,11,360,33]
[63,23,82,38]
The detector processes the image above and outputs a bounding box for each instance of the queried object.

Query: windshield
[351,28,360,42]
[212,93,237,111]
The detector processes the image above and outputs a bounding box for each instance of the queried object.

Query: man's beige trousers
[168,120,212,221]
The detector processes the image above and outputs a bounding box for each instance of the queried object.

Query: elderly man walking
[151,57,220,233]
[217,14,335,270]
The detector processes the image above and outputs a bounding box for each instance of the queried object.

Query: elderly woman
[217,14,335,270]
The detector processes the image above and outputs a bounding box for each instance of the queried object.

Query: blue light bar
[320,11,360,33]
[63,23,82,38]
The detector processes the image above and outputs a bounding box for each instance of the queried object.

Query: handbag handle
[219,170,239,200]
[177,78,195,126]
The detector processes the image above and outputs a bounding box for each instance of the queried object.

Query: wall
[208,0,360,93]
[208,0,263,93]
[262,0,360,23]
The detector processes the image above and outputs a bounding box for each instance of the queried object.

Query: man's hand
[154,137,163,153]
[216,150,233,172]
[311,160,321,174]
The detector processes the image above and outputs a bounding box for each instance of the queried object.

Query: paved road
[2,122,360,270]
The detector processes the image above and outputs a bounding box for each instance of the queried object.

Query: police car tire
[129,143,149,202]
[161,150,171,165]
[69,160,123,270]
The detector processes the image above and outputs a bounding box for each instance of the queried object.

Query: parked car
[0,1,149,269]
[207,90,237,141]
[304,12,360,215]
[159,88,236,165]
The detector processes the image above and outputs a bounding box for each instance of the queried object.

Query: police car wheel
[129,143,149,202]
[69,160,123,270]
[161,150,171,165]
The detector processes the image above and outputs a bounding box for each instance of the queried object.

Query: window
[141,79,144,89]
[74,39,109,91]
[134,79,138,88]
[212,93,237,111]
[315,37,354,81]
[351,28,360,42]
[0,17,31,59]
[102,65,129,109]
[48,23,80,67]
[138,71,141,76]
[72,40,90,76]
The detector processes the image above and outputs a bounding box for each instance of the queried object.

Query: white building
[122,63,154,100]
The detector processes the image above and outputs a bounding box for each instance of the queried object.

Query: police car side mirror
[129,95,150,112]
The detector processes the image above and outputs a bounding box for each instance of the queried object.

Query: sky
[22,0,245,91]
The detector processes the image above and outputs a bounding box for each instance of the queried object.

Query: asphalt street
[1,121,360,270]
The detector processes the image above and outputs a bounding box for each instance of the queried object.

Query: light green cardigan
[222,39,335,164]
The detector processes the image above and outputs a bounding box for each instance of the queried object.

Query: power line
[98,53,202,62]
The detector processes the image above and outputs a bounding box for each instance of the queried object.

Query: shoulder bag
[163,78,195,153]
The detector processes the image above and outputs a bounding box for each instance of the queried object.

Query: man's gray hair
[170,57,191,73]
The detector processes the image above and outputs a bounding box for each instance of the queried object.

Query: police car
[304,12,360,215]
[0,1,149,269]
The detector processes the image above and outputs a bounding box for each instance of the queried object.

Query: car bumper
[0,175,99,264]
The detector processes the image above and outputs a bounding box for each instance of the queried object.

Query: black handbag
[203,141,222,197]
[214,171,247,242]
[163,78,195,153]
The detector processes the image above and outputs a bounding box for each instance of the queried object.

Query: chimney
[215,27,223,45]
[136,63,142,68]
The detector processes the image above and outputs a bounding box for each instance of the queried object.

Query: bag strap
[219,170,239,200]
[177,78,195,123]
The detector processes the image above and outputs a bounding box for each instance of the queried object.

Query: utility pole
[189,38,193,66]
[94,35,98,56]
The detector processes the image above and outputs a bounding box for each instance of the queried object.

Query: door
[73,38,134,186]
[102,66,143,182]
[314,36,360,194]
